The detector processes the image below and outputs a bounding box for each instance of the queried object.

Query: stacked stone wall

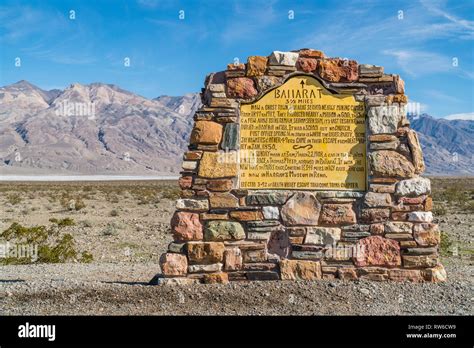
[157,48,446,285]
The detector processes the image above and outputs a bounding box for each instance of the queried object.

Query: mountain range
[0,80,472,176]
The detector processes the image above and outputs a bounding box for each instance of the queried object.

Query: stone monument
[156,48,446,284]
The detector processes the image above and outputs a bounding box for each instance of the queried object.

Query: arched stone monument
[156,49,446,284]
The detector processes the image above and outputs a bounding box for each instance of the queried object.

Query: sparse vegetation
[110,209,119,217]
[49,217,76,227]
[60,193,86,211]
[0,222,93,265]
[6,193,22,205]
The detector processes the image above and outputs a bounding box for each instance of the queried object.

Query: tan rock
[206,179,233,192]
[407,129,425,174]
[281,192,321,226]
[178,176,193,189]
[338,267,358,280]
[190,121,223,145]
[203,272,229,284]
[369,134,398,142]
[360,208,390,223]
[227,63,245,70]
[319,203,356,225]
[198,151,238,178]
[280,260,322,280]
[229,210,263,221]
[403,255,439,268]
[421,264,447,282]
[370,223,385,235]
[369,150,415,178]
[187,242,225,264]
[209,192,239,209]
[364,192,392,207]
[246,56,268,76]
[200,212,229,220]
[184,151,203,160]
[413,223,440,246]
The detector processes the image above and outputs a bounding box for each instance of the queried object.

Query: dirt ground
[0,178,472,315]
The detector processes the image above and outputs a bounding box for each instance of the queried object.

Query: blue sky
[0,0,473,119]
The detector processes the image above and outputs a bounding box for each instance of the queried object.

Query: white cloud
[382,49,452,77]
[443,112,474,121]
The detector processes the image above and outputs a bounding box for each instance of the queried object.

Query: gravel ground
[0,257,472,315]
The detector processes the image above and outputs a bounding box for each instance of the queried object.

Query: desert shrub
[0,222,92,265]
[80,251,94,263]
[60,194,86,211]
[439,231,454,257]
[161,186,181,200]
[49,217,76,227]
[110,209,119,217]
[432,204,447,216]
[101,223,119,236]
[6,193,22,205]
[80,220,93,227]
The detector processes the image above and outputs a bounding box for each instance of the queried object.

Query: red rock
[320,203,357,225]
[178,176,193,190]
[171,211,203,241]
[296,58,317,72]
[317,58,358,82]
[224,247,242,271]
[398,195,426,204]
[160,253,188,277]
[246,56,268,76]
[268,229,290,259]
[227,77,258,99]
[353,236,401,267]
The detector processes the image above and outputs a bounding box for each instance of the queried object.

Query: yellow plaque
[239,75,366,191]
